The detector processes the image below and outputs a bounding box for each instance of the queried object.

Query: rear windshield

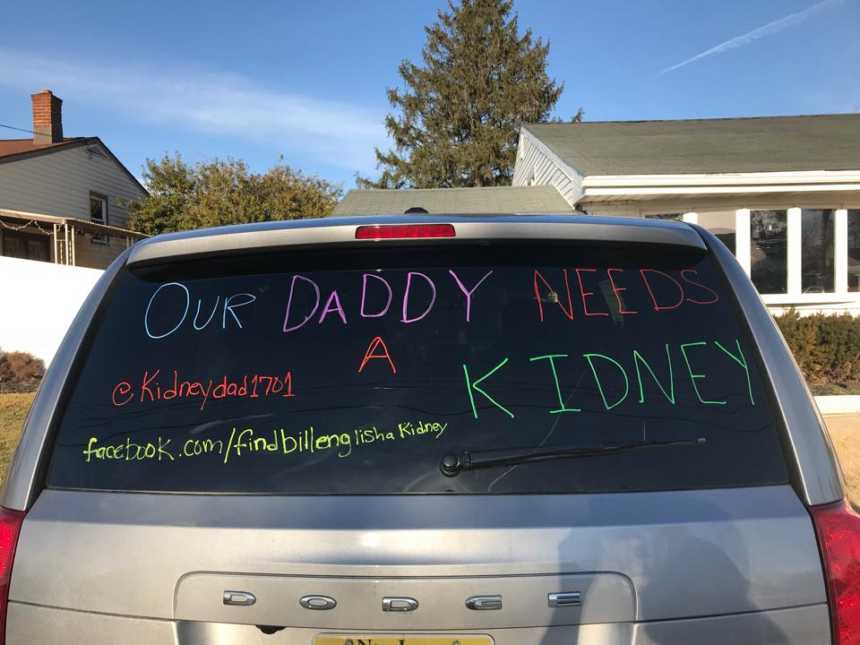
[47,242,788,494]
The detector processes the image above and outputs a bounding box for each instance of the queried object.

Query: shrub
[774,311,860,393]
[0,350,45,393]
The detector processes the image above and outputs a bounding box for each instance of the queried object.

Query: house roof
[333,186,574,216]
[0,136,147,195]
[524,113,860,177]
[0,137,88,158]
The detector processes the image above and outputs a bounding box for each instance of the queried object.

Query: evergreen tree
[359,0,565,189]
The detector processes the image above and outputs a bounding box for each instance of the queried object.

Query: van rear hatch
[9,234,830,643]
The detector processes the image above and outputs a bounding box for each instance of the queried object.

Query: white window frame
[732,206,860,305]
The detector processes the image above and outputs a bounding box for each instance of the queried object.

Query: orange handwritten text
[112,369,295,410]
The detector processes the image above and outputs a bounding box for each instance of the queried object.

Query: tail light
[355,223,456,240]
[810,499,860,645]
[0,507,24,644]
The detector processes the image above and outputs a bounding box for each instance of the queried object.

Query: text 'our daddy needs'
[142,267,719,340]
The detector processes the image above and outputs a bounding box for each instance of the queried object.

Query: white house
[0,90,148,269]
[337,113,860,315]
[514,115,860,315]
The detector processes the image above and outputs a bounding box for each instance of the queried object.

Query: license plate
[314,636,492,645]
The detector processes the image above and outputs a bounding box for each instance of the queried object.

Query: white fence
[0,256,102,364]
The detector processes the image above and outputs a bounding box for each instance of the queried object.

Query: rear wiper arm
[439,437,707,477]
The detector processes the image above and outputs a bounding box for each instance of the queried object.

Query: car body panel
[6,602,830,645]
[125,215,706,266]
[11,486,826,625]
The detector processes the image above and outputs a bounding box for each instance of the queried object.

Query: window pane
[90,194,108,244]
[46,245,786,495]
[644,213,682,221]
[90,197,105,223]
[698,210,736,253]
[801,209,835,293]
[751,210,787,294]
[26,238,50,262]
[849,210,860,292]
[2,234,26,259]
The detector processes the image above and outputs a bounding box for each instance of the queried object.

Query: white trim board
[579,169,860,202]
[583,184,860,197]
[761,293,860,306]
[583,170,860,188]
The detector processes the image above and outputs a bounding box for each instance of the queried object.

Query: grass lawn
[826,415,860,503]
[0,392,34,485]
[0,393,858,501]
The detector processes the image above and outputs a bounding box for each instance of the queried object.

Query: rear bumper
[7,601,832,645]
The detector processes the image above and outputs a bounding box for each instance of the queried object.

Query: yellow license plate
[314,636,492,645]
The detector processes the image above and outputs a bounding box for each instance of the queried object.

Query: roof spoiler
[127,215,706,266]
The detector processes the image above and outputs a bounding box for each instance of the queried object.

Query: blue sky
[1,0,857,189]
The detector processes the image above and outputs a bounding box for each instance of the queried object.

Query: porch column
[69,224,76,266]
[52,223,59,263]
[63,223,70,266]
[735,209,751,276]
[787,207,802,295]
[835,209,848,293]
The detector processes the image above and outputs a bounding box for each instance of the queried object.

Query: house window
[2,231,50,262]
[750,210,788,294]
[800,209,835,293]
[698,210,736,253]
[645,213,682,221]
[90,193,108,244]
[849,210,860,292]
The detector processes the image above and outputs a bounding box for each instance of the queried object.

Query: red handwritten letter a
[358,336,397,374]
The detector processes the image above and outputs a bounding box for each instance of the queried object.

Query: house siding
[0,142,146,268]
[512,128,584,209]
[0,143,145,226]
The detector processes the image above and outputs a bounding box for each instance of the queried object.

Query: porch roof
[0,208,147,239]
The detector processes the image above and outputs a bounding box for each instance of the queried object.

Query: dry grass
[0,392,34,485]
[825,415,860,504]
[0,392,858,501]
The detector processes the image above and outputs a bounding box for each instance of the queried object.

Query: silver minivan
[2,215,858,644]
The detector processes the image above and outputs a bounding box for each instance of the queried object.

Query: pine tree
[359,0,564,189]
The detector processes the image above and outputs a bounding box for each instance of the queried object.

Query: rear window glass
[47,243,788,494]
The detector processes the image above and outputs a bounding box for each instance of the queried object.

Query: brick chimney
[31,90,63,145]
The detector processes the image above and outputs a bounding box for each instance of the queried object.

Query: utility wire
[0,122,50,137]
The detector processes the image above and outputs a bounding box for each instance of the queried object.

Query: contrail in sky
[659,0,846,76]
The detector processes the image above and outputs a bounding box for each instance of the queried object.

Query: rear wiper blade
[439,437,707,477]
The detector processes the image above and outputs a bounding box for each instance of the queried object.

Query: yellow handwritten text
[397,420,447,439]
[83,435,175,462]
[224,426,352,464]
